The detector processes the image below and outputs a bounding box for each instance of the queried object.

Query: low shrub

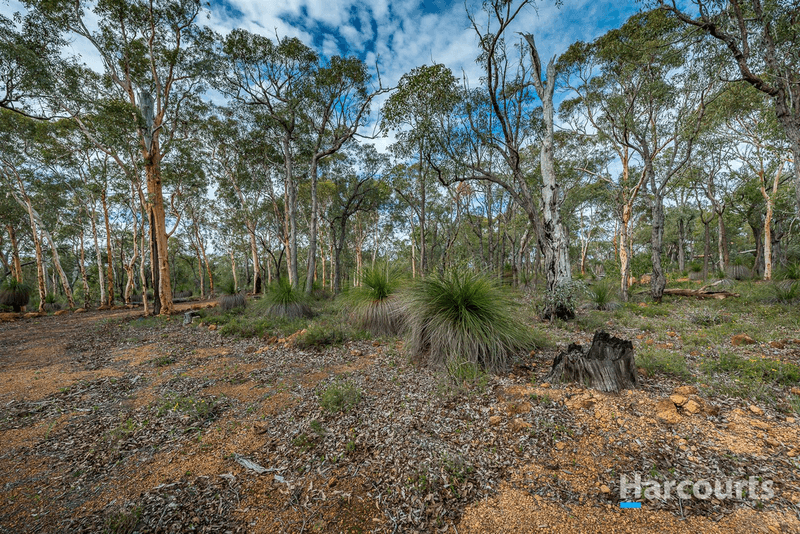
[265,278,312,318]
[219,293,246,311]
[318,379,361,413]
[0,279,31,312]
[348,266,404,336]
[402,269,533,373]
[637,348,693,380]
[586,279,619,311]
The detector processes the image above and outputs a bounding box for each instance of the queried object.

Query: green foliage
[541,280,584,320]
[348,266,404,336]
[702,352,800,387]
[637,348,693,380]
[265,278,312,318]
[156,394,219,422]
[776,263,800,281]
[104,506,142,534]
[586,279,619,311]
[219,279,237,295]
[690,307,733,327]
[445,358,489,387]
[769,280,800,304]
[318,379,361,413]
[0,279,31,312]
[403,269,533,373]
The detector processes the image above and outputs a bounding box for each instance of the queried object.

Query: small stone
[683,400,702,415]
[670,394,688,407]
[529,350,536,357]
[732,334,757,346]
[790,387,800,396]
[764,438,780,448]
[506,402,532,415]
[510,418,532,431]
[770,341,786,349]
[636,334,644,340]
[749,405,764,416]
[489,416,502,426]
[54,309,69,316]
[539,383,550,389]
[208,324,217,331]
[645,339,654,346]
[674,385,698,396]
[23,312,43,319]
[667,331,676,337]
[74,308,86,313]
[655,399,681,424]
[786,417,795,424]
[788,450,799,458]
[555,441,567,450]
[600,485,611,494]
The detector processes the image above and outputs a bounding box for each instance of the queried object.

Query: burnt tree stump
[544,331,639,392]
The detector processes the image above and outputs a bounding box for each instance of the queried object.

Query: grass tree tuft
[265,277,312,318]
[348,266,404,336]
[0,279,31,312]
[402,269,533,374]
[219,279,246,311]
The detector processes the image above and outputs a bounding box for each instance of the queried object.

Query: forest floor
[1,282,800,533]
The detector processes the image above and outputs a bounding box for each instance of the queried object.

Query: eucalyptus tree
[561,10,721,301]
[301,56,386,294]
[220,31,317,288]
[382,64,459,276]
[0,10,64,119]
[658,0,800,215]
[723,85,792,280]
[321,143,391,294]
[27,0,216,315]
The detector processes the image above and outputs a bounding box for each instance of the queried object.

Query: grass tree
[402,269,533,374]
[348,266,404,336]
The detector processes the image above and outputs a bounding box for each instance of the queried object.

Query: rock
[566,395,596,411]
[53,309,69,316]
[764,438,780,448]
[655,399,681,424]
[539,383,550,389]
[645,339,654,345]
[636,334,644,340]
[790,387,800,396]
[674,385,698,396]
[489,416,502,426]
[555,441,567,450]
[670,394,688,406]
[749,405,764,416]
[683,400,702,415]
[0,313,19,322]
[640,274,652,284]
[788,450,799,458]
[510,418,532,432]
[787,417,795,424]
[600,485,611,494]
[23,312,43,319]
[667,331,676,337]
[74,308,86,313]
[750,420,769,430]
[732,334,757,346]
[506,401,532,415]
[208,324,217,331]
[769,341,786,349]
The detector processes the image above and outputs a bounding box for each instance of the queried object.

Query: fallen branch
[663,288,739,299]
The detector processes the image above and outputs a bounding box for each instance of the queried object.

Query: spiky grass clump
[349,267,404,336]
[265,278,312,318]
[402,269,532,374]
[0,279,31,312]
[770,280,800,304]
[586,279,619,311]
[220,293,246,311]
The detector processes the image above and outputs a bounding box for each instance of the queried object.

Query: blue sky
[3,0,642,148]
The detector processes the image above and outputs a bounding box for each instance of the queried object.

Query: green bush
[402,269,533,373]
[0,279,31,312]
[702,352,800,386]
[770,280,800,304]
[637,348,693,380]
[348,266,404,336]
[586,279,619,311]
[265,278,312,318]
[318,379,361,413]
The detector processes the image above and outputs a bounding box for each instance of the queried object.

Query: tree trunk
[717,210,728,272]
[90,202,106,307]
[523,34,571,317]
[305,158,319,294]
[649,187,667,302]
[677,217,686,273]
[282,136,299,288]
[6,225,22,282]
[101,190,115,307]
[229,250,238,292]
[619,208,631,302]
[79,218,91,309]
[247,226,261,294]
[702,219,711,280]
[33,231,45,312]
[544,331,639,392]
